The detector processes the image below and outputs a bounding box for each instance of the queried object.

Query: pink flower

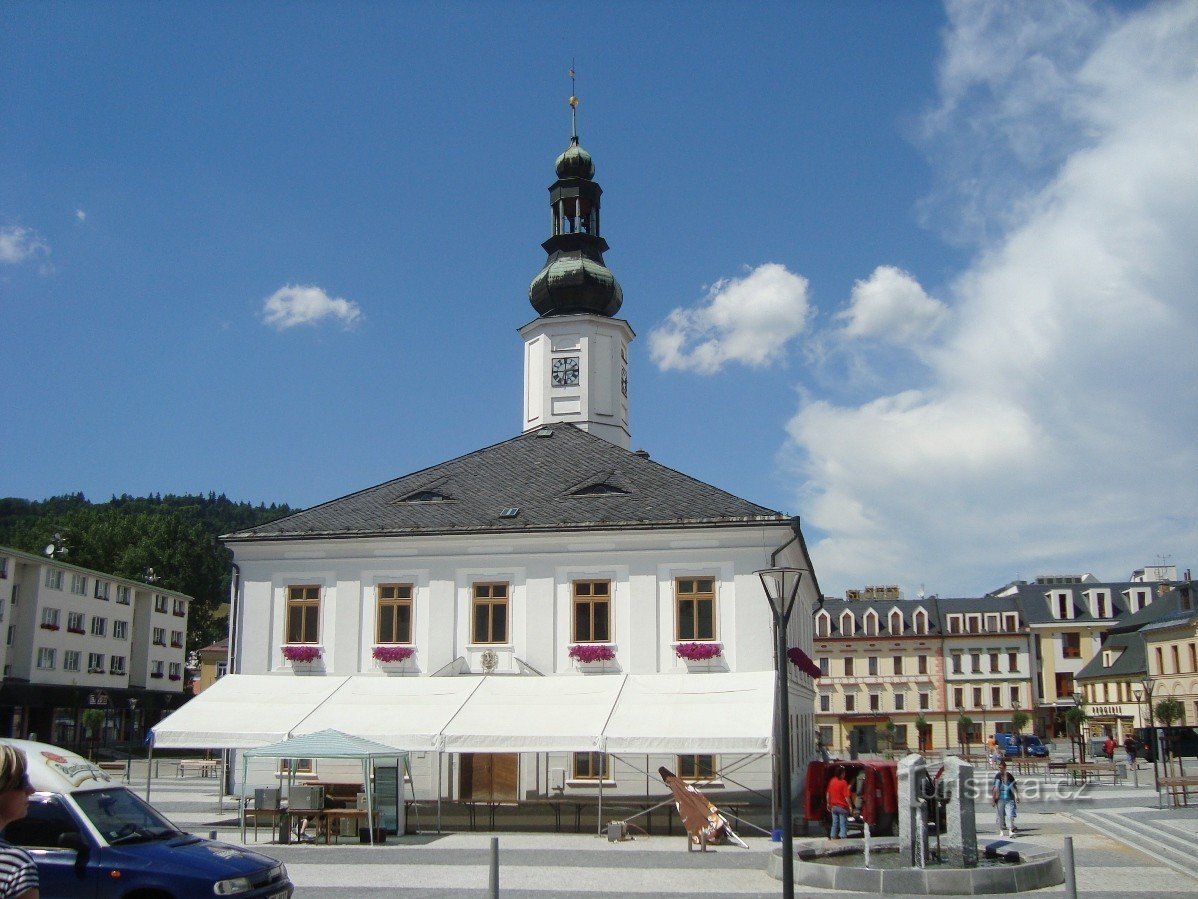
[282,645,322,663]
[568,644,616,663]
[675,642,722,661]
[372,645,416,663]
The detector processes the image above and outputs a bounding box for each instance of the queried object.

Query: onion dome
[555,136,595,180]
[529,254,623,317]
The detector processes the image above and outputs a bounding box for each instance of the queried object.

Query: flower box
[568,644,616,663]
[39,623,60,631]
[674,642,722,661]
[168,674,181,681]
[67,627,86,635]
[372,645,416,663]
[150,672,164,679]
[282,645,322,663]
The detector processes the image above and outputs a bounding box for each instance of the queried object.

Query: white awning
[152,671,776,755]
[602,671,777,755]
[439,675,627,753]
[150,674,351,749]
[291,676,485,752]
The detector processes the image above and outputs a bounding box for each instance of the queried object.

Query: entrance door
[459,753,519,802]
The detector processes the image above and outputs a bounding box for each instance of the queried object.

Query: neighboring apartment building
[192,637,229,694]
[1141,581,1198,727]
[0,546,191,746]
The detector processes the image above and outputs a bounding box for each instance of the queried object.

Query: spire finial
[568,61,579,142]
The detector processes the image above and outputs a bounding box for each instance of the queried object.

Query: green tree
[957,714,974,754]
[81,709,105,761]
[1011,710,1031,756]
[1065,701,1089,763]
[1155,697,1184,775]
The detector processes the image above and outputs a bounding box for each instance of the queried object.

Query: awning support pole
[436,751,442,833]
[146,740,153,803]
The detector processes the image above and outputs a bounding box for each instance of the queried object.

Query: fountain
[769,753,1064,894]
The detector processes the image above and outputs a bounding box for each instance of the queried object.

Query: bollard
[1063,836,1077,899]
[489,836,499,898]
[209,830,217,841]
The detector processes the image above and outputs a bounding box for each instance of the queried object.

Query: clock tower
[521,92,632,448]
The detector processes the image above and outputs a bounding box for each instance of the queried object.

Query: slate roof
[816,598,942,638]
[1008,581,1138,626]
[1076,632,1147,681]
[224,424,788,541]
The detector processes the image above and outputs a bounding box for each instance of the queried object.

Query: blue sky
[3,1,1195,598]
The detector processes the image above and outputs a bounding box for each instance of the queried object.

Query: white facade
[228,524,819,801]
[520,313,634,449]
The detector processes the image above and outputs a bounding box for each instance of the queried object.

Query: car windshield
[73,787,182,845]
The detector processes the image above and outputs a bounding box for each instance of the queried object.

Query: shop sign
[87,690,109,707]
[1089,704,1128,717]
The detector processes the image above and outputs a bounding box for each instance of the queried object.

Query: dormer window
[946,615,962,634]
[888,609,903,636]
[862,610,879,637]
[570,482,628,497]
[966,614,981,634]
[815,611,831,638]
[1003,612,1018,632]
[983,613,1000,633]
[912,609,929,635]
[401,490,452,503]
[839,610,856,637]
[1050,590,1074,620]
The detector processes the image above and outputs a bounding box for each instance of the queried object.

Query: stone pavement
[131,765,1197,897]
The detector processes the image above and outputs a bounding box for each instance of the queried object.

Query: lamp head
[755,567,805,617]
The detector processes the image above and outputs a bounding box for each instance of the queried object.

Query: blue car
[993,732,1049,758]
[2,739,293,899]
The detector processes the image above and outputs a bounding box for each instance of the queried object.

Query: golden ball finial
[569,95,579,108]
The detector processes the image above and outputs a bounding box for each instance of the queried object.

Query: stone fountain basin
[769,838,1063,894]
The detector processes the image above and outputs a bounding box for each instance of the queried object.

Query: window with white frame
[815,611,831,638]
[170,630,183,648]
[216,661,227,679]
[67,611,85,633]
[152,627,165,646]
[913,609,929,635]
[984,613,1000,632]
[40,608,60,629]
[946,614,962,634]
[154,594,168,613]
[820,693,831,712]
[151,660,164,678]
[888,609,903,635]
[44,569,64,590]
[94,580,110,601]
[116,585,131,605]
[840,610,856,635]
[87,652,105,673]
[966,615,981,633]
[64,650,80,672]
[919,692,930,710]
[109,655,126,675]
[90,617,107,637]
[862,610,879,636]
[70,573,87,595]
[113,620,128,640]
[172,597,187,617]
[1003,612,1018,632]
[37,648,56,669]
[169,662,182,680]
[845,694,856,712]
[894,692,905,711]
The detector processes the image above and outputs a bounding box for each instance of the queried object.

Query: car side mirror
[57,832,86,853]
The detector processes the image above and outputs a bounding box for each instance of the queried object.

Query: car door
[2,793,98,899]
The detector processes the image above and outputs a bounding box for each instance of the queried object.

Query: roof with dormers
[815,597,943,638]
[1075,631,1147,681]
[223,424,788,541]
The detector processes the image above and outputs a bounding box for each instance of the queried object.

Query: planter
[282,645,323,663]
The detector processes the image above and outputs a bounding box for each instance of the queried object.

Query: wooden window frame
[893,655,903,676]
[572,579,611,644]
[571,752,609,781]
[845,694,856,712]
[1061,632,1081,659]
[674,577,716,642]
[286,584,321,645]
[677,754,717,782]
[472,582,509,645]
[918,654,928,675]
[844,657,854,676]
[376,583,414,644]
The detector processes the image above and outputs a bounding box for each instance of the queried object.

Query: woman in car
[0,744,38,899]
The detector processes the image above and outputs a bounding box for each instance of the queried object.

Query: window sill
[565,780,617,789]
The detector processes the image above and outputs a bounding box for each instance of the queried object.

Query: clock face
[551,356,580,387]
[621,367,628,397]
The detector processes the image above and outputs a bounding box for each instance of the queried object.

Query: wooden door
[459,753,519,801]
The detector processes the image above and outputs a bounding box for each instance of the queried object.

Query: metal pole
[1062,835,1077,899]
[489,836,499,898]
[775,608,795,899]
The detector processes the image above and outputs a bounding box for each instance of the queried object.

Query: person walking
[1123,735,1137,765]
[0,744,38,899]
[1103,735,1116,762]
[826,766,852,840]
[991,759,1018,838]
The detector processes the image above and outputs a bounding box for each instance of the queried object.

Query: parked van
[0,739,293,899]
[1133,726,1198,762]
[993,732,1049,758]
[803,760,899,836]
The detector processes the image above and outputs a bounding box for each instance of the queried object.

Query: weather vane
[569,61,579,139]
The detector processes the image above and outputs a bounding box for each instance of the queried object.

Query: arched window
[863,610,879,637]
[815,611,831,638]
[839,610,856,637]
[888,608,903,636]
[912,609,928,635]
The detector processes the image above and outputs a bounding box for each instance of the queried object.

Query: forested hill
[0,493,294,651]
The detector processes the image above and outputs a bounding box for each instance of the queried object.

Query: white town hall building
[154,113,821,818]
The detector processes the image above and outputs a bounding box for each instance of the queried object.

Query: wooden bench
[177,759,220,778]
[1064,762,1121,784]
[1158,775,1198,808]
[98,761,127,774]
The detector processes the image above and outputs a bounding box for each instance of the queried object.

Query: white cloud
[261,284,363,331]
[787,0,1198,596]
[837,265,949,345]
[0,226,49,265]
[75,209,87,223]
[648,263,810,373]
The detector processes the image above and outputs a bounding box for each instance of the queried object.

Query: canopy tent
[239,728,408,846]
[152,671,775,755]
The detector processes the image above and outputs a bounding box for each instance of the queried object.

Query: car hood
[103,834,280,877]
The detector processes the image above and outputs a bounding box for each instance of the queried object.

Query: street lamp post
[756,567,805,899]
[1137,678,1159,790]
